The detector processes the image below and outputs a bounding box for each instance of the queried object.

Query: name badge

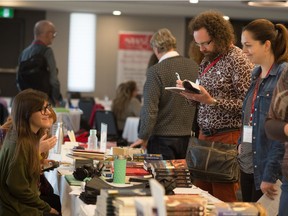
[243,125,253,143]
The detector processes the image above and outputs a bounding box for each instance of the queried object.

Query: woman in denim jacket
[238,19,288,202]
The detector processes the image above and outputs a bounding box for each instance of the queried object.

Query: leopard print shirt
[197,45,254,130]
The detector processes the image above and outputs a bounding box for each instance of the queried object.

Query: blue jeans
[279,177,288,216]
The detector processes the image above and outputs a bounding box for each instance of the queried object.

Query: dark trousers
[147,135,190,160]
[240,170,263,202]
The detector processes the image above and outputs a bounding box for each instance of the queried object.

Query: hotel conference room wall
[2,9,287,99]
[47,11,186,100]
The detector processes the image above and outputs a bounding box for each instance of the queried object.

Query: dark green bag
[186,137,239,183]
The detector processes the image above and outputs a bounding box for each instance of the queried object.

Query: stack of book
[125,161,150,176]
[132,153,163,162]
[95,188,151,216]
[148,159,192,188]
[104,194,206,216]
[165,195,206,216]
[132,194,206,216]
[69,149,105,160]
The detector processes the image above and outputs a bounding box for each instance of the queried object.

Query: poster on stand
[117,31,154,94]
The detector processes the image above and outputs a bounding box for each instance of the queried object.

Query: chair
[67,91,81,108]
[0,103,9,125]
[88,103,104,128]
[93,110,119,141]
[78,97,95,130]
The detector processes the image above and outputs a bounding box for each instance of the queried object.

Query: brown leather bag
[186,137,240,183]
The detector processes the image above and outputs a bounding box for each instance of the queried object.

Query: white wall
[47,11,186,100]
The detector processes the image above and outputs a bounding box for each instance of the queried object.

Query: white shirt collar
[158,51,179,63]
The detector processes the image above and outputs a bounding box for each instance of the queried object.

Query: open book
[165,79,201,94]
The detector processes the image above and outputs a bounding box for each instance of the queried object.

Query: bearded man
[178,10,254,202]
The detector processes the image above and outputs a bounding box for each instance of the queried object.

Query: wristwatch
[210,98,218,106]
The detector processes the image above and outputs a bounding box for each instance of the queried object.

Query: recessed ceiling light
[113,10,121,16]
[189,0,199,3]
[247,1,288,7]
[223,16,230,20]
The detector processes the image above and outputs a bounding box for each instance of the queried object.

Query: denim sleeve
[262,139,285,183]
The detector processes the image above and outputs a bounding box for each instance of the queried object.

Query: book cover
[149,159,188,170]
[100,188,151,198]
[154,171,190,176]
[165,195,205,213]
[153,168,190,173]
[211,202,267,216]
[125,167,151,176]
[126,161,144,168]
[64,174,82,186]
[133,153,163,161]
[165,79,201,94]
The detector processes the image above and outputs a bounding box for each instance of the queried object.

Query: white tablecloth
[122,117,140,143]
[45,166,97,216]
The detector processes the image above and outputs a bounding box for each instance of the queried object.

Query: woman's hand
[260,181,278,200]
[180,85,215,105]
[39,134,57,153]
[49,207,59,215]
[0,116,12,130]
[130,139,148,150]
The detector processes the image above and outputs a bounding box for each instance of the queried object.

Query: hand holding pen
[175,72,183,88]
[175,72,181,81]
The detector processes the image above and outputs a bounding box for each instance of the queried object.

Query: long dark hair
[10,89,49,179]
[112,81,137,119]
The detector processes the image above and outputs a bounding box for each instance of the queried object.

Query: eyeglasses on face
[195,40,212,47]
[51,31,57,38]
[47,31,57,38]
[39,104,52,115]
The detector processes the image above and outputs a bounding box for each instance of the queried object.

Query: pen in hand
[175,72,181,80]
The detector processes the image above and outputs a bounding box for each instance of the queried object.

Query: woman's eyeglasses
[39,104,52,115]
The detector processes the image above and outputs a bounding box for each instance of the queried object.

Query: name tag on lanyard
[243,125,253,143]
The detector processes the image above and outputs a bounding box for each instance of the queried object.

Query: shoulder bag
[186,137,239,183]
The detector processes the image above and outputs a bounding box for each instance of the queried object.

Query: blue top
[238,62,287,190]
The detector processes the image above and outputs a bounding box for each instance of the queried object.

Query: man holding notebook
[177,11,253,202]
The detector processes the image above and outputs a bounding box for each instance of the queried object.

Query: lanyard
[249,64,274,123]
[33,40,46,45]
[200,55,223,77]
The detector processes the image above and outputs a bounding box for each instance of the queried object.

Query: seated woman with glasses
[0,89,59,215]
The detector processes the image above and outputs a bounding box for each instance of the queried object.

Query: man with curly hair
[178,10,254,201]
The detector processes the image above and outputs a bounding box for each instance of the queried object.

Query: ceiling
[1,1,288,21]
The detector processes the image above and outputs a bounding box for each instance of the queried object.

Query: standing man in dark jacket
[131,28,198,160]
[18,20,63,106]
